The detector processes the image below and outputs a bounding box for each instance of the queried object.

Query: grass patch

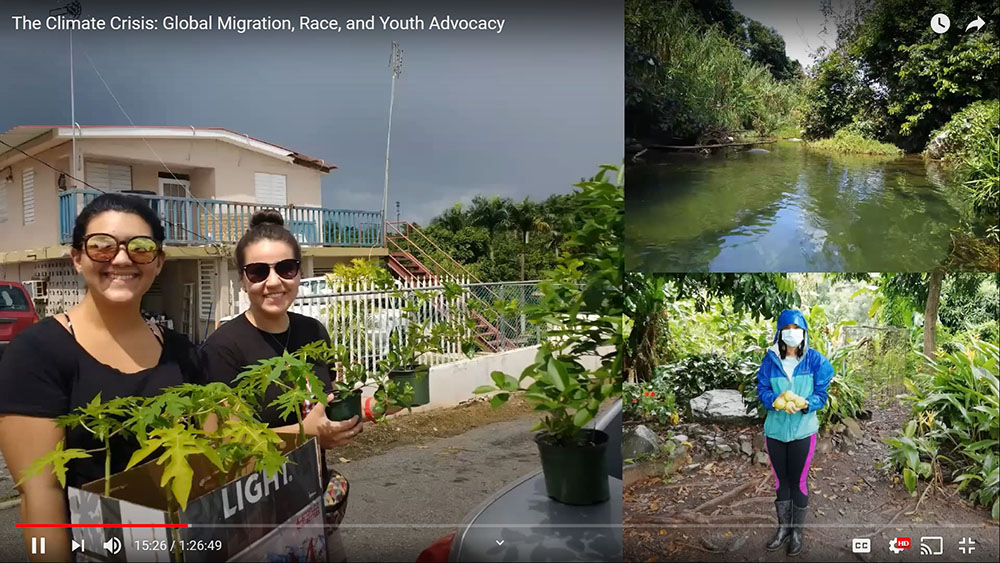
[807,129,903,156]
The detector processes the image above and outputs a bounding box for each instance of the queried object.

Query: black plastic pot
[388,365,430,407]
[326,390,362,425]
[535,429,609,505]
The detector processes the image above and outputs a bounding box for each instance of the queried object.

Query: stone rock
[831,423,846,435]
[727,535,749,552]
[690,389,758,425]
[740,438,753,456]
[623,424,660,458]
[817,437,834,454]
[843,417,863,441]
[753,432,765,452]
[672,434,689,443]
[717,444,733,454]
[926,130,950,159]
[754,451,770,465]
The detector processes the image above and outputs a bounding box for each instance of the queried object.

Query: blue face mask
[781,328,804,348]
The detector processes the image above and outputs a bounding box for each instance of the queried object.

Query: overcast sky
[731,0,835,68]
[0,0,622,224]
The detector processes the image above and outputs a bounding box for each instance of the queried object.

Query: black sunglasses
[243,259,301,284]
[82,233,161,264]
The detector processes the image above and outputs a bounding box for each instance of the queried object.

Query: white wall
[361,345,614,413]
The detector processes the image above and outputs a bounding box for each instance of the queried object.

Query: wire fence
[237,279,542,373]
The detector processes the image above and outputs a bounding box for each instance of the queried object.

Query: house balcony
[58,189,384,247]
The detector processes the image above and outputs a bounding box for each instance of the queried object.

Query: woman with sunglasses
[0,194,203,561]
[200,209,359,562]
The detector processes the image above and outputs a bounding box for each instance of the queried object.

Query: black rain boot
[765,500,793,551]
[788,504,808,557]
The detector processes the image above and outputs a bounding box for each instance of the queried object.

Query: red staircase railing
[384,221,520,353]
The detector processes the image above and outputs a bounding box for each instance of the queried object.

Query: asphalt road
[336,417,541,561]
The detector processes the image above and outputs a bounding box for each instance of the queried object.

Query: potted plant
[475,165,623,505]
[379,282,478,407]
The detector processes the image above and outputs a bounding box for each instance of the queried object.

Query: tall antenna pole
[70,28,76,187]
[383,41,403,244]
[52,2,83,188]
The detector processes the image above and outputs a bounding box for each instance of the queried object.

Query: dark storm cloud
[0,0,622,223]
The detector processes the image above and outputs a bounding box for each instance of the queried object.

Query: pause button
[31,536,46,554]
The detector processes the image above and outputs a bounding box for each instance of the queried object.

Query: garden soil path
[624,402,999,562]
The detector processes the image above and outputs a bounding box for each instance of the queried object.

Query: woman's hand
[784,402,802,414]
[316,417,362,449]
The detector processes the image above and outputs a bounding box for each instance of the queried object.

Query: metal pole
[382,42,402,246]
[70,28,77,189]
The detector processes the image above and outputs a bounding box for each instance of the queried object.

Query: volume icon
[104,537,122,554]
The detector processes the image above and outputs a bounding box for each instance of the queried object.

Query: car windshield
[0,286,30,312]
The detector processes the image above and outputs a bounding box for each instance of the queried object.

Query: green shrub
[928,100,1000,162]
[655,353,759,419]
[806,128,903,156]
[623,380,679,425]
[820,344,868,426]
[889,339,1000,519]
[625,0,801,141]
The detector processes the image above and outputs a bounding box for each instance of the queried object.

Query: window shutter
[85,163,132,192]
[199,260,216,320]
[0,184,8,223]
[254,173,287,206]
[22,168,35,225]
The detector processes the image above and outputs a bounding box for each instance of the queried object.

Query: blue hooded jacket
[756,309,834,443]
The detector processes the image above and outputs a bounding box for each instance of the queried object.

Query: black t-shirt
[199,312,334,479]
[0,317,204,488]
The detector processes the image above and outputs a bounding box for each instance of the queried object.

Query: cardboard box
[68,434,325,562]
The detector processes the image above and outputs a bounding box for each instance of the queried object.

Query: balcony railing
[58,190,384,247]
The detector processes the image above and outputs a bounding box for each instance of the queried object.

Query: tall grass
[625,0,802,142]
[963,132,999,216]
[806,128,903,156]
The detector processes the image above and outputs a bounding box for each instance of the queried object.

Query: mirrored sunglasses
[83,233,161,264]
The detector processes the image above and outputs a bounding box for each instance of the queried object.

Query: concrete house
[0,125,386,341]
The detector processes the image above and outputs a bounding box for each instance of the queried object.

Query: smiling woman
[0,193,205,562]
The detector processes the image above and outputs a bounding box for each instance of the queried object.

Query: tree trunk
[520,232,527,281]
[923,271,943,359]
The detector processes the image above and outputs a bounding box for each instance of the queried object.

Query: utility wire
[0,137,222,252]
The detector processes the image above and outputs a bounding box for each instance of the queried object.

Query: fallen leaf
[338,457,351,463]
[650,502,660,512]
[659,529,666,535]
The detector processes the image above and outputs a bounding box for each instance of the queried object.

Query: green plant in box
[475,164,623,505]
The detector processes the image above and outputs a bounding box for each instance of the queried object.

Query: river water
[625,140,979,272]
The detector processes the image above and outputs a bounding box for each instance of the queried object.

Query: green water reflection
[626,141,976,272]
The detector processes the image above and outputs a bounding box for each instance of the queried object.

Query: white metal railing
[231,277,541,372]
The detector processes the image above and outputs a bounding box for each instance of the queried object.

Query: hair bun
[250,209,285,228]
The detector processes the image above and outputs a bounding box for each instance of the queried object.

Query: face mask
[781,328,804,348]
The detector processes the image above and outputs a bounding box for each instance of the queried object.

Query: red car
[0,281,38,361]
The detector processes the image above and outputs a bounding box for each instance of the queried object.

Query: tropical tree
[468,196,511,261]
[507,198,547,280]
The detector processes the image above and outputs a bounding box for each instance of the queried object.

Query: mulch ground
[624,401,999,562]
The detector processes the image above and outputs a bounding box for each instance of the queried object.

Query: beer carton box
[68,434,326,562]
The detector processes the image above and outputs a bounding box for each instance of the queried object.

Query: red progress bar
[17,524,189,528]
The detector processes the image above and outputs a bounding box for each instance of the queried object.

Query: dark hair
[778,339,805,360]
[235,209,302,270]
[71,193,166,249]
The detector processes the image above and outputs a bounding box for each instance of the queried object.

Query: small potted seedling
[381,282,478,407]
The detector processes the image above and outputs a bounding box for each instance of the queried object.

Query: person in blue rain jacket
[756,309,834,558]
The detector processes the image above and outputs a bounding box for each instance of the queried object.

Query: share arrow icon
[966,16,985,32]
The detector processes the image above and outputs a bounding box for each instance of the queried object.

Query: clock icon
[931,13,951,33]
